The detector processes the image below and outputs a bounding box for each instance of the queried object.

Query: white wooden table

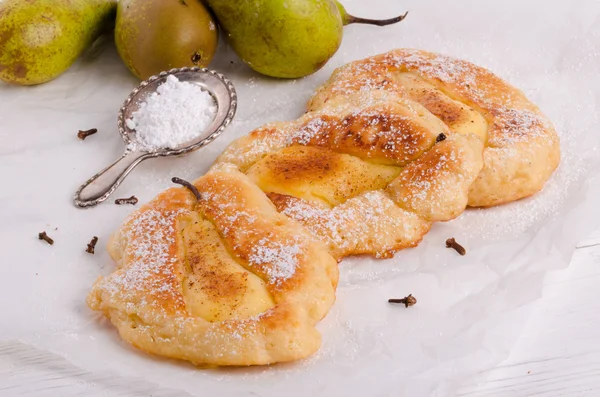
[458,227,600,396]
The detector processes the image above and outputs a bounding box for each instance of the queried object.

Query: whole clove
[172,177,201,200]
[115,196,139,205]
[86,236,99,254]
[388,294,417,308]
[38,231,54,245]
[446,237,466,256]
[436,133,447,143]
[77,128,98,140]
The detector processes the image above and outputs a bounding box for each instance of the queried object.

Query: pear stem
[345,11,408,26]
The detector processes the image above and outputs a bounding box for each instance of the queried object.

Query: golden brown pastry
[307,49,561,207]
[89,49,559,366]
[217,90,485,258]
[88,163,338,366]
[217,50,559,258]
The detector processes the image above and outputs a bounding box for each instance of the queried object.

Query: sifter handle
[73,150,149,208]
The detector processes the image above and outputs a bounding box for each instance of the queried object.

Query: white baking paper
[1,0,600,395]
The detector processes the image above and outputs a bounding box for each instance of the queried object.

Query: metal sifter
[73,67,237,208]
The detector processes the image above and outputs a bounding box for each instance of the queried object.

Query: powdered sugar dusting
[199,172,306,285]
[398,51,478,91]
[275,191,429,259]
[309,49,556,149]
[216,49,564,255]
[204,310,271,347]
[285,106,440,166]
[216,123,291,171]
[99,208,187,304]
[248,238,301,283]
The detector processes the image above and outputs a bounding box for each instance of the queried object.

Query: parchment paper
[1,0,600,395]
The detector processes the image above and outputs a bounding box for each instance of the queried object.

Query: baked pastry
[89,49,559,365]
[307,49,561,207]
[217,49,559,257]
[88,163,338,365]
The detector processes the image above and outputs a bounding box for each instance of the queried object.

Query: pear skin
[115,0,218,80]
[205,0,343,79]
[0,0,117,86]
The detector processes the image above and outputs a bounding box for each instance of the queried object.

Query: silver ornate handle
[74,150,150,208]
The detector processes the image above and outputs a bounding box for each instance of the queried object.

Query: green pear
[115,0,219,80]
[205,0,343,79]
[0,0,117,86]
[204,0,408,79]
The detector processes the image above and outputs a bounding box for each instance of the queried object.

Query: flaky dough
[89,49,559,366]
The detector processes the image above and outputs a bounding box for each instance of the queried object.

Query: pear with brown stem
[204,0,408,79]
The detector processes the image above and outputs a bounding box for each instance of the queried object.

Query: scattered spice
[86,236,99,254]
[446,237,466,255]
[388,294,417,308]
[172,177,201,200]
[38,231,54,245]
[77,128,98,140]
[436,133,447,143]
[115,196,139,205]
